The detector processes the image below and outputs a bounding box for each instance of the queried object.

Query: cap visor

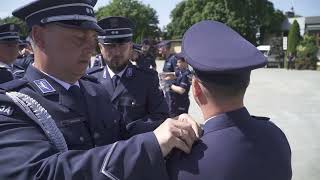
[54,21,104,34]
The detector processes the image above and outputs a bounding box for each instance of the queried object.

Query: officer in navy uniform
[167,21,292,180]
[0,1,201,179]
[91,53,105,68]
[158,40,177,72]
[87,16,169,133]
[168,53,192,117]
[131,43,143,63]
[14,36,34,70]
[0,23,25,84]
[136,39,157,70]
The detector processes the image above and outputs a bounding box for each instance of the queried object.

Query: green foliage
[295,34,318,70]
[95,0,160,43]
[0,16,29,38]
[166,0,285,44]
[287,20,301,54]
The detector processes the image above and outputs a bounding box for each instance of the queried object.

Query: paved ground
[157,60,320,180]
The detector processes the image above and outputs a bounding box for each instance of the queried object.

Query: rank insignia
[33,79,56,94]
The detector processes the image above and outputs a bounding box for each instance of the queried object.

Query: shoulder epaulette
[81,74,99,83]
[0,79,29,92]
[135,66,158,75]
[86,66,104,75]
[251,115,270,121]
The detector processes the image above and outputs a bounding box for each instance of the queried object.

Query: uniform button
[114,119,117,123]
[79,136,85,142]
[94,132,100,139]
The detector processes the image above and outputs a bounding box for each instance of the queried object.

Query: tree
[295,34,318,70]
[287,20,301,55]
[166,0,285,44]
[0,16,28,37]
[95,0,160,43]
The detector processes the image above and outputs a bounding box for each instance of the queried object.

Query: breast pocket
[117,96,145,121]
[58,117,93,149]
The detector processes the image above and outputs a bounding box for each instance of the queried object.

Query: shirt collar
[203,115,218,125]
[104,65,128,79]
[36,66,80,90]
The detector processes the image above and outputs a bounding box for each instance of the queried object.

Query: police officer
[0,23,24,83]
[0,1,201,179]
[157,40,177,113]
[87,16,169,132]
[91,53,106,68]
[14,36,34,70]
[136,39,157,70]
[167,21,292,180]
[169,54,192,117]
[158,40,177,72]
[131,43,143,63]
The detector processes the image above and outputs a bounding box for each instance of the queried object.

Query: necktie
[68,85,86,115]
[112,75,120,89]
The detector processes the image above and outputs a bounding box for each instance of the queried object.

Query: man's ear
[31,25,46,50]
[192,77,201,97]
[192,77,208,105]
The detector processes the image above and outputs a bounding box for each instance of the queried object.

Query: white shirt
[103,65,127,79]
[37,66,80,90]
[203,115,218,125]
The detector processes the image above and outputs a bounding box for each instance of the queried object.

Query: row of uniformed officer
[0,0,201,179]
[0,23,25,84]
[87,16,169,134]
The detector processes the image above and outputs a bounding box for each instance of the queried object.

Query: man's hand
[178,114,203,138]
[153,115,202,157]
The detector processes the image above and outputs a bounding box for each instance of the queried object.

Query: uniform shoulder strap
[87,66,104,75]
[6,91,68,152]
[251,115,270,121]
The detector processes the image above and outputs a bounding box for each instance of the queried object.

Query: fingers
[172,136,191,154]
[153,118,199,157]
[170,124,195,150]
[179,114,203,138]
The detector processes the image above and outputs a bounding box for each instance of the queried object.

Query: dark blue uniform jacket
[87,63,169,133]
[0,65,168,180]
[167,107,292,180]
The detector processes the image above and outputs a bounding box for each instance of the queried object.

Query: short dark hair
[195,71,250,99]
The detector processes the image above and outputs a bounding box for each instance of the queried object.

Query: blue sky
[0,0,319,28]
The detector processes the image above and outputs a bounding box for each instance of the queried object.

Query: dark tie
[68,85,87,115]
[112,75,120,89]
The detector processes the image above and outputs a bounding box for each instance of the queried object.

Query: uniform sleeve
[0,114,168,180]
[124,73,169,136]
[178,75,190,90]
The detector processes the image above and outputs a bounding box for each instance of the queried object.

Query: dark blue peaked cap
[0,23,20,42]
[182,20,267,77]
[12,0,103,33]
[98,16,134,44]
[157,40,171,48]
[133,43,142,52]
